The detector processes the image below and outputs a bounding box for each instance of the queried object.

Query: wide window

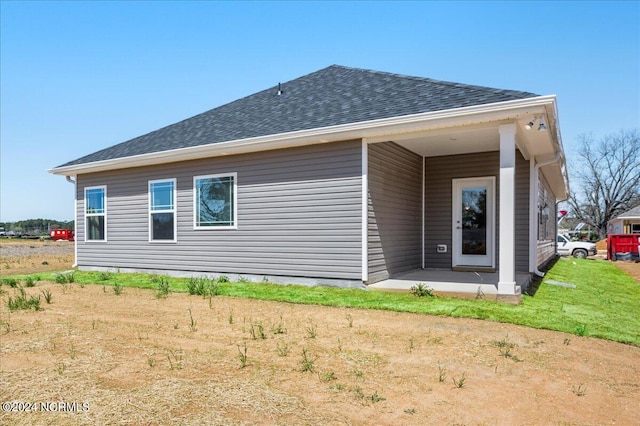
[194,173,237,229]
[149,179,176,241]
[85,186,106,241]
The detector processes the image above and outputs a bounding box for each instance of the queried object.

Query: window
[632,223,640,234]
[85,186,106,241]
[194,173,237,229]
[149,179,176,241]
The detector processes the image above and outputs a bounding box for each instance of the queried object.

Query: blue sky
[1,1,638,222]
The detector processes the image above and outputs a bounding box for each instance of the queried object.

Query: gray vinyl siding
[514,153,530,272]
[424,150,529,271]
[367,142,422,281]
[537,171,557,267]
[75,140,363,280]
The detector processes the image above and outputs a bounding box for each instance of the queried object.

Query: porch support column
[361,140,368,282]
[498,124,517,295]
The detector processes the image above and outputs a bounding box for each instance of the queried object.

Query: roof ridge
[321,64,539,97]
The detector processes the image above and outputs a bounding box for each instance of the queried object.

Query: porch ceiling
[394,126,500,157]
[384,115,568,200]
[391,119,556,159]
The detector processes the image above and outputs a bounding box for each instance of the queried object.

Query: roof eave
[49,95,560,177]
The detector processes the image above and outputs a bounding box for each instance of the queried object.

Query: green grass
[5,258,639,345]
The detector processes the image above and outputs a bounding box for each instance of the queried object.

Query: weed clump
[1,278,19,288]
[410,283,435,298]
[452,372,466,388]
[237,343,248,369]
[572,383,587,396]
[155,278,171,298]
[186,277,220,297]
[97,271,113,281]
[55,272,75,284]
[7,287,42,312]
[300,348,318,372]
[249,321,266,340]
[41,289,53,304]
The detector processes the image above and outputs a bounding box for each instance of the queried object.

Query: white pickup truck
[556,234,597,259]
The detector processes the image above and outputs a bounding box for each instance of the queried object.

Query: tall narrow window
[85,186,106,241]
[149,179,176,241]
[194,173,237,229]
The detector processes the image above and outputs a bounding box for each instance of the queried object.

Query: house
[608,205,640,234]
[49,65,569,301]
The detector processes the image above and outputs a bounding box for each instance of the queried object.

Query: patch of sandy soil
[1,282,639,425]
[0,240,75,275]
[614,260,640,284]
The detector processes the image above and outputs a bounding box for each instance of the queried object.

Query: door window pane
[461,187,487,255]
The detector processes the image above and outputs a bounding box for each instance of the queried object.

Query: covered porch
[363,99,567,300]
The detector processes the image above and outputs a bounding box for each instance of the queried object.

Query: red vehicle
[607,234,640,261]
[50,229,75,242]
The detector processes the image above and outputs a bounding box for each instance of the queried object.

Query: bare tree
[566,129,640,238]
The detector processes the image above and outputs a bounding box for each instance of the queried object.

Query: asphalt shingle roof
[57,65,539,168]
[616,204,640,218]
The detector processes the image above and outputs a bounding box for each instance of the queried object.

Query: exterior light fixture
[538,118,547,131]
[525,115,548,131]
[525,119,536,130]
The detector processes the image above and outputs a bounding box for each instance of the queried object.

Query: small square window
[194,173,237,229]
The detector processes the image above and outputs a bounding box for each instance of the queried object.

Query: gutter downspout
[532,153,563,277]
[65,176,78,268]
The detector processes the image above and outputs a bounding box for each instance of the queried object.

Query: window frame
[148,178,177,243]
[193,172,238,230]
[84,185,107,242]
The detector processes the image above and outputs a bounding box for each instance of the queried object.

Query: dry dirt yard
[1,239,74,275]
[1,241,639,425]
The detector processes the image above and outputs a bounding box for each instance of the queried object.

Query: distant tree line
[0,219,75,236]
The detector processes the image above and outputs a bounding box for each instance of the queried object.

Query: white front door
[452,177,495,268]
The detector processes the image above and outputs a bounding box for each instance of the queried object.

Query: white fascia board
[48,96,558,177]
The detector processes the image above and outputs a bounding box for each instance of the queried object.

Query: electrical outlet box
[437,244,447,253]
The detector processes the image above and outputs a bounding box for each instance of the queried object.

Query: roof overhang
[612,216,640,222]
[49,95,568,198]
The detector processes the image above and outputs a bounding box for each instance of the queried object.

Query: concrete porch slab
[368,269,530,301]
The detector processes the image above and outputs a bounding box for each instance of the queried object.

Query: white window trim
[193,172,238,230]
[84,185,107,242]
[149,178,177,243]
